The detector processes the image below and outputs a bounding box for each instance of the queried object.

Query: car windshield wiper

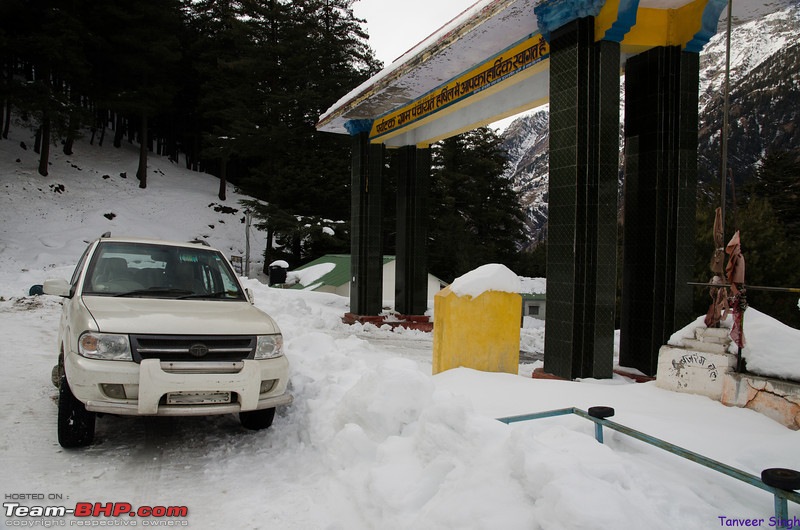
[177,291,238,300]
[114,287,193,298]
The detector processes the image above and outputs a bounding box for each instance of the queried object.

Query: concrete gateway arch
[316,0,729,379]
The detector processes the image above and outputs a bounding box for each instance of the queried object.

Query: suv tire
[240,408,275,430]
[58,375,96,448]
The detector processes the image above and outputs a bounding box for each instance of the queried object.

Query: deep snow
[1,124,799,530]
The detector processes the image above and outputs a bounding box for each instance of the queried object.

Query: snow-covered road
[2,285,799,530]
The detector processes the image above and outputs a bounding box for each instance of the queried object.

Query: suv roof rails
[100,231,111,238]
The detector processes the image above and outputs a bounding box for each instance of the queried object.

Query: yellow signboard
[370,33,549,140]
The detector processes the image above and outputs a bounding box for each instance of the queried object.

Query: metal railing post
[774,494,789,528]
[594,422,604,444]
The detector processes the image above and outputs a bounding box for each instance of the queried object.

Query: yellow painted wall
[432,287,521,375]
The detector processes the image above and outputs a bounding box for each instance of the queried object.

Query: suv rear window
[82,242,245,300]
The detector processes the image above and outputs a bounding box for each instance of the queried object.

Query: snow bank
[669,308,800,381]
[287,262,336,287]
[449,263,521,298]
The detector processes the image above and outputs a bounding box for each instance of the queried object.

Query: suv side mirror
[43,278,71,298]
[246,288,254,304]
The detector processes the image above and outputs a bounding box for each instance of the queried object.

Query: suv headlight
[255,334,283,359]
[78,332,132,361]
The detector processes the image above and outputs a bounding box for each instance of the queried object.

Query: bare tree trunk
[218,158,227,201]
[2,99,10,139]
[63,114,75,155]
[63,135,74,155]
[98,113,106,146]
[38,116,50,176]
[113,113,124,148]
[1,58,10,139]
[137,114,148,189]
[263,227,274,275]
[34,126,42,154]
[193,135,200,171]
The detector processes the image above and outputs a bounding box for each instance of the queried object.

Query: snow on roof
[320,0,491,119]
[449,263,522,297]
[520,276,546,295]
[318,0,537,135]
[269,260,290,268]
[288,262,336,287]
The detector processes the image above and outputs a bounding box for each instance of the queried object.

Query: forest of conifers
[1,0,379,203]
[0,0,530,283]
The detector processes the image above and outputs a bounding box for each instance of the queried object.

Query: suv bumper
[65,355,292,416]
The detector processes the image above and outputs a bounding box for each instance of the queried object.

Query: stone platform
[656,327,800,430]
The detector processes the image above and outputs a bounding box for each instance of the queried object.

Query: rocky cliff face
[699,8,800,184]
[500,108,550,247]
[501,6,800,246]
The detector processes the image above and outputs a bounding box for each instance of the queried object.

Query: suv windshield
[82,241,245,300]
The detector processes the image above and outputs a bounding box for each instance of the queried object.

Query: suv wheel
[240,408,275,430]
[58,375,96,448]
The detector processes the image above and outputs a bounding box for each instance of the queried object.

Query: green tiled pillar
[349,130,384,315]
[620,47,699,375]
[396,146,430,316]
[544,17,619,380]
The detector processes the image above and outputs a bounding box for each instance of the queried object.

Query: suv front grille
[130,335,256,363]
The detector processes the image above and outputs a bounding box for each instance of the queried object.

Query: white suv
[44,234,292,448]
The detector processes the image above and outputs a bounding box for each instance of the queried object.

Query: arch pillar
[619,47,699,375]
[543,16,620,380]
[347,123,384,316]
[396,145,430,316]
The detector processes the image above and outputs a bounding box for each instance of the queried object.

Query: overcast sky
[350,0,520,130]
[352,0,481,66]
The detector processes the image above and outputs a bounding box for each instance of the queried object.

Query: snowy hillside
[699,6,800,110]
[0,125,270,294]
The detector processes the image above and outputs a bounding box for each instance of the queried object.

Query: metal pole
[594,423,604,444]
[720,0,733,242]
[688,282,800,294]
[775,494,789,528]
[245,211,251,278]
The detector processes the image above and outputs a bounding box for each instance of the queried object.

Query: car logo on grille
[188,343,209,358]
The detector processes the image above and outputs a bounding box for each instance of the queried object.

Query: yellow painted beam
[374,59,550,147]
[370,33,549,143]
[595,0,622,40]
[620,0,708,52]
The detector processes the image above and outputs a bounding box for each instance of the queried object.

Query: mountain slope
[502,6,800,244]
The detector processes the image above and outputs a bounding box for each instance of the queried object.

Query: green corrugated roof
[289,254,394,290]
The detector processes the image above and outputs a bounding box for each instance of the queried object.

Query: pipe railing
[497,407,800,528]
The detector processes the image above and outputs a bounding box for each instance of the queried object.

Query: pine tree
[188,0,266,201]
[233,0,379,266]
[752,149,800,241]
[735,196,800,329]
[2,0,92,173]
[243,0,380,218]
[428,128,527,282]
[85,0,183,188]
